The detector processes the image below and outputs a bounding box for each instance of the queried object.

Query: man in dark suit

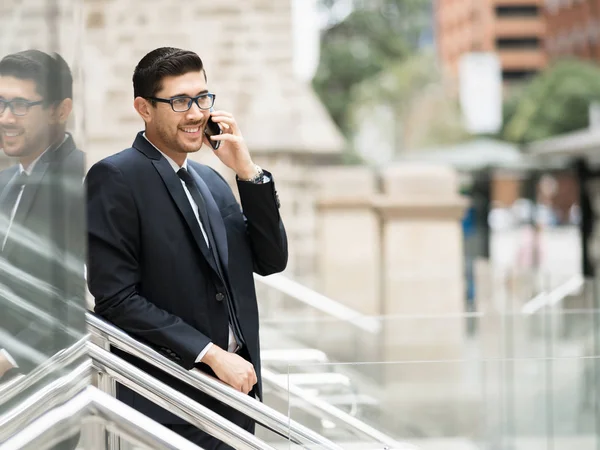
[86,47,288,448]
[0,50,86,380]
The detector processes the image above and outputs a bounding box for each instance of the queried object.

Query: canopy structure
[396,138,533,172]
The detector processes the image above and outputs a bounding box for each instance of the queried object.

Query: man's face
[0,76,52,159]
[146,71,211,156]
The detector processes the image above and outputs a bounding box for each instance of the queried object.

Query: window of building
[502,69,538,81]
[496,37,541,49]
[495,5,540,17]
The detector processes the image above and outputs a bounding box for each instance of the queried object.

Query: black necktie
[177,167,245,347]
[177,168,216,253]
[0,172,28,245]
[0,172,28,218]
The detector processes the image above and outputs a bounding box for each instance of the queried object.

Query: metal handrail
[0,359,91,441]
[521,274,585,314]
[0,335,276,450]
[255,273,381,333]
[88,343,275,450]
[262,367,410,450]
[253,275,413,448]
[0,334,88,405]
[2,386,203,450]
[86,311,342,450]
[87,311,411,448]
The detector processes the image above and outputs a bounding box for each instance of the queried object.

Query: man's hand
[201,345,257,394]
[204,111,257,180]
[0,351,16,377]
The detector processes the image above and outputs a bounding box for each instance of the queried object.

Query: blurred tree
[348,53,469,162]
[503,60,600,144]
[314,0,431,137]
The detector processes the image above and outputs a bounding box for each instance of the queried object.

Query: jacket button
[216,293,225,302]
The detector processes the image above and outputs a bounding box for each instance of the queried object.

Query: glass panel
[0,0,88,441]
[257,305,600,449]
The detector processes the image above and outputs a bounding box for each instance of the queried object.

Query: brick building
[436,0,547,82]
[546,0,600,61]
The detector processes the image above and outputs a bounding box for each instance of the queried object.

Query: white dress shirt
[142,134,238,362]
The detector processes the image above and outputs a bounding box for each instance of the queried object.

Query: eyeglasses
[147,93,216,112]
[0,99,44,116]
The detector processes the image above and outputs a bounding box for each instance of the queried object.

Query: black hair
[133,47,206,99]
[0,49,73,104]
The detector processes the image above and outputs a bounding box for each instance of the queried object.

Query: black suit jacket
[86,132,287,424]
[0,134,86,374]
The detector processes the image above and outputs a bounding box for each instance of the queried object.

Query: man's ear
[52,98,73,125]
[134,97,153,123]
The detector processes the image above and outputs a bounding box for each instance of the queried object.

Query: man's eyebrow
[171,90,209,98]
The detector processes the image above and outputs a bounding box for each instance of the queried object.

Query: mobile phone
[205,109,222,150]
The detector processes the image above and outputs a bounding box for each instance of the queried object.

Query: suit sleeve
[86,161,211,369]
[236,170,288,276]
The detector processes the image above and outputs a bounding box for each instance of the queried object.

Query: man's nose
[0,108,17,125]
[185,101,207,121]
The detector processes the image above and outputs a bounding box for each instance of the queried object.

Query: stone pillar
[374,165,474,432]
[377,164,468,317]
[308,167,381,363]
[375,165,468,379]
[315,167,380,315]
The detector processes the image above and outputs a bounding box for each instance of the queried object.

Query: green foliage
[348,53,470,152]
[349,52,438,109]
[502,59,600,144]
[313,0,431,137]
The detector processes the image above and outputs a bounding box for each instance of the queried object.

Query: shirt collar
[142,132,188,173]
[19,133,69,175]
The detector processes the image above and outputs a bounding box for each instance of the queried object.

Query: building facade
[546,0,600,62]
[0,0,345,287]
[436,0,547,82]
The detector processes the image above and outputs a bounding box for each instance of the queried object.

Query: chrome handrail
[255,273,381,333]
[0,359,91,441]
[262,367,410,449]
[521,274,585,314]
[1,335,277,450]
[2,386,204,450]
[86,311,342,450]
[88,343,276,450]
[0,334,88,405]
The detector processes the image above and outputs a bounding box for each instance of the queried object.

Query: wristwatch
[243,165,265,184]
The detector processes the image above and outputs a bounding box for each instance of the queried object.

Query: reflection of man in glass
[0,50,85,379]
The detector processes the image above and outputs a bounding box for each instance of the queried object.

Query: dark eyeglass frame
[0,99,44,116]
[147,93,216,112]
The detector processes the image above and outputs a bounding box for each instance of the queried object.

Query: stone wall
[0,0,345,284]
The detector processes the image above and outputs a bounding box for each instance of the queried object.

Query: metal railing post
[95,338,120,450]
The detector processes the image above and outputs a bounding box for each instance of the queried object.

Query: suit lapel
[2,133,77,234]
[2,161,50,257]
[40,133,77,164]
[0,134,78,256]
[188,166,229,276]
[0,168,20,244]
[0,167,19,204]
[151,157,220,275]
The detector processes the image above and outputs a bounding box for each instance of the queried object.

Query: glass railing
[283,353,600,449]
[0,0,88,436]
[253,269,600,450]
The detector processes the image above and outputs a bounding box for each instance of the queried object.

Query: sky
[291,0,354,81]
